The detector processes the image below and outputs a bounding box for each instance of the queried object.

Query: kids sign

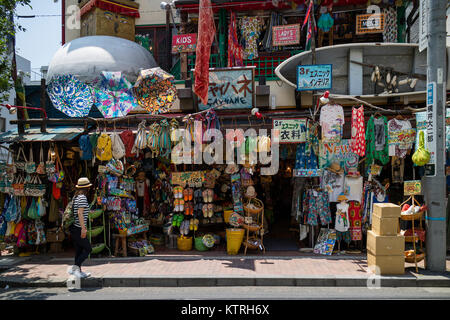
[172,34,197,53]
[272,118,307,143]
[297,64,332,91]
[272,24,300,46]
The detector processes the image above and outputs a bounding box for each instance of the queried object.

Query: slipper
[202,204,208,218]
[183,188,189,201]
[188,188,193,201]
[207,189,214,203]
[202,190,208,203]
[174,199,179,212]
[179,199,185,212]
[208,204,214,218]
[190,202,194,216]
[195,189,202,203]
[194,219,199,231]
[190,218,194,230]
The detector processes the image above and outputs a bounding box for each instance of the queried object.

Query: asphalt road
[0,286,449,300]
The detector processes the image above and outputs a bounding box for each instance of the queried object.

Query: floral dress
[239,16,265,60]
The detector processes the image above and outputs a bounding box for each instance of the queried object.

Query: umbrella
[92,71,138,118]
[47,74,94,118]
[133,67,178,115]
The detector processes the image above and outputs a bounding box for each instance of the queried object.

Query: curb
[1,275,449,288]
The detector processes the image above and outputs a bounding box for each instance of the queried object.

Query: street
[0,286,449,300]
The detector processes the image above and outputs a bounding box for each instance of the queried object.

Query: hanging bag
[12,174,25,196]
[147,122,161,158]
[412,130,431,166]
[132,120,148,155]
[15,146,27,171]
[25,144,36,174]
[111,132,126,160]
[27,197,39,220]
[120,130,136,158]
[45,146,56,174]
[37,197,46,218]
[48,147,64,183]
[4,195,18,222]
[36,143,46,175]
[6,149,16,176]
[96,132,113,161]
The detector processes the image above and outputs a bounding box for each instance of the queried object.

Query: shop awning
[0,127,85,143]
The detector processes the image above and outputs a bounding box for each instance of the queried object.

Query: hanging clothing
[321,169,345,202]
[388,118,414,158]
[304,189,332,226]
[228,11,244,67]
[317,13,334,32]
[335,202,350,232]
[350,106,365,157]
[320,104,345,143]
[305,121,320,157]
[344,175,363,202]
[383,7,397,43]
[348,201,362,241]
[391,156,405,183]
[239,16,265,60]
[365,115,389,166]
[295,143,318,170]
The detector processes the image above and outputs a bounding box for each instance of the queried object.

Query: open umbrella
[47,74,94,118]
[92,71,138,118]
[133,67,178,115]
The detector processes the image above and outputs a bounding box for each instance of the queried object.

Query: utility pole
[422,0,447,272]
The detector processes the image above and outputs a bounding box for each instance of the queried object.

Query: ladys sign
[319,139,359,172]
[272,24,300,46]
[172,34,197,53]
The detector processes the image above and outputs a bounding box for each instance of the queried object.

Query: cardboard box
[372,214,399,236]
[366,230,404,256]
[367,251,405,275]
[373,203,401,218]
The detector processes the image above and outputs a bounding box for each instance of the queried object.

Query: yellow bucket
[224,210,234,223]
[177,236,193,251]
[226,228,245,255]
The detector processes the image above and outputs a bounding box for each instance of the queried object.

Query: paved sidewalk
[0,252,449,288]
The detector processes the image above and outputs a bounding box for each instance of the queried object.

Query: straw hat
[327,162,344,175]
[76,177,92,188]
[245,186,257,198]
[347,167,361,177]
[337,193,348,202]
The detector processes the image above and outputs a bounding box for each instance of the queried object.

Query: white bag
[111,132,126,159]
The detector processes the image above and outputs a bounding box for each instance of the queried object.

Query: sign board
[356,13,385,34]
[404,180,422,196]
[272,24,300,46]
[319,139,360,173]
[197,67,255,111]
[171,171,206,187]
[419,0,428,52]
[172,34,197,53]
[370,164,383,176]
[297,64,332,91]
[425,82,437,176]
[272,118,307,143]
[294,169,322,177]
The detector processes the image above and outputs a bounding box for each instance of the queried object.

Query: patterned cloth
[47,74,94,118]
[228,11,244,67]
[365,115,389,166]
[133,68,177,115]
[350,106,365,157]
[304,189,332,226]
[239,16,265,60]
[295,143,318,169]
[348,201,362,241]
[336,230,351,244]
[383,7,397,43]
[93,71,138,118]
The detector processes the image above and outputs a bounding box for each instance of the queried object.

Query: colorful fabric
[348,201,362,241]
[305,121,320,156]
[228,11,244,67]
[388,118,414,158]
[239,16,265,60]
[133,68,177,115]
[335,202,350,232]
[320,104,345,143]
[295,143,318,169]
[350,106,365,157]
[306,189,332,226]
[383,7,397,43]
[80,0,140,18]
[321,169,345,202]
[193,0,216,105]
[47,74,94,118]
[336,230,351,244]
[317,13,334,32]
[365,115,389,166]
[93,71,138,118]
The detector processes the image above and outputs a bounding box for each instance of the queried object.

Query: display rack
[88,205,111,258]
[243,197,265,255]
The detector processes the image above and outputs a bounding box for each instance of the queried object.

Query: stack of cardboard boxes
[367,203,405,275]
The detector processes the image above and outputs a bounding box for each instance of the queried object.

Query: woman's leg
[70,226,83,267]
[75,236,92,270]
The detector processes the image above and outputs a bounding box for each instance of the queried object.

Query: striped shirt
[73,195,90,228]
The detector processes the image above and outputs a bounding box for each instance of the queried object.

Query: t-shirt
[344,176,363,202]
[373,117,386,151]
[321,169,345,202]
[388,119,413,157]
[335,202,350,232]
[73,194,90,228]
[320,104,344,143]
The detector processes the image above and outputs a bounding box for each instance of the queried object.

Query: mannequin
[335,193,351,253]
[135,171,151,217]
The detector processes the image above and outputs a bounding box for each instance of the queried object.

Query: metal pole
[423,0,447,272]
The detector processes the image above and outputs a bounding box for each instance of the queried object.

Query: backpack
[120,130,136,158]
[79,134,93,160]
[96,133,112,161]
[62,199,74,232]
[111,132,125,159]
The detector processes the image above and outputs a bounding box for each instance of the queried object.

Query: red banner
[272,24,300,46]
[80,0,140,18]
[172,34,197,53]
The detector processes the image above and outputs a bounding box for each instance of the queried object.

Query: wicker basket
[243,238,260,250]
[244,198,264,215]
[242,223,262,232]
[405,250,425,263]
[400,210,424,221]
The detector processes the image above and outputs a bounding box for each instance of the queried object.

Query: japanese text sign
[171,171,206,187]
[272,118,307,143]
[172,34,197,53]
[426,82,437,167]
[356,13,385,34]
[272,24,300,46]
[297,64,332,91]
[319,139,359,173]
[198,67,255,110]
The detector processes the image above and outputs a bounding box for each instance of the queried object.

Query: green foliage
[0,0,32,102]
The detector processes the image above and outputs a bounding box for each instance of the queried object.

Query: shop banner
[297,64,332,91]
[313,228,336,256]
[272,24,300,46]
[272,118,307,143]
[419,0,428,52]
[404,180,422,196]
[171,171,206,187]
[197,67,255,110]
[426,82,437,172]
[356,13,385,34]
[319,139,359,173]
[417,108,450,153]
[172,34,197,53]
[294,168,322,177]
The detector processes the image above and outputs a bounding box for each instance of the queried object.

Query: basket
[224,210,233,223]
[177,236,192,251]
[400,210,424,221]
[91,243,106,254]
[226,228,244,255]
[405,250,425,263]
[242,223,262,232]
[89,209,103,220]
[149,234,164,246]
[87,226,104,238]
[243,238,260,250]
[195,237,209,251]
[244,198,264,215]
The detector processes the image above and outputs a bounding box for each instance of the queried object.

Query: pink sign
[272,24,300,46]
[172,34,197,53]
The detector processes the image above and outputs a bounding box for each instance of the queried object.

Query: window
[0,117,5,132]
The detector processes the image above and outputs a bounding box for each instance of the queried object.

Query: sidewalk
[1,251,449,288]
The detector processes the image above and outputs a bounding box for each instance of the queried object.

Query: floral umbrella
[133,67,178,115]
[47,74,94,118]
[92,71,138,118]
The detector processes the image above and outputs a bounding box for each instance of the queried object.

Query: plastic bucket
[194,237,208,251]
[177,236,192,251]
[226,228,245,255]
[224,210,233,223]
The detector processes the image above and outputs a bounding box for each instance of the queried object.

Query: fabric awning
[0,127,85,143]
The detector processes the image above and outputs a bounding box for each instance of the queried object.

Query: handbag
[106,158,124,176]
[12,175,25,196]
[6,149,16,176]
[4,195,18,222]
[37,197,46,218]
[45,147,56,174]
[15,147,27,171]
[27,197,39,220]
[48,147,64,183]
[36,143,46,175]
[25,175,46,197]
[25,145,36,174]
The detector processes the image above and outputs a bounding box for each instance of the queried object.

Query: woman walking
[67,177,93,278]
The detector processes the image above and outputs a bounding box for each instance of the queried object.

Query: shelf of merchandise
[242,198,265,255]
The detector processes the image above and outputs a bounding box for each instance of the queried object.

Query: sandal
[202,190,208,203]
[187,188,193,201]
[194,219,199,231]
[208,203,214,218]
[190,218,194,231]
[183,188,189,201]
[202,204,208,218]
[207,189,214,203]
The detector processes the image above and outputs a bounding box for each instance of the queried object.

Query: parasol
[47,74,94,118]
[92,71,138,118]
[133,67,178,115]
